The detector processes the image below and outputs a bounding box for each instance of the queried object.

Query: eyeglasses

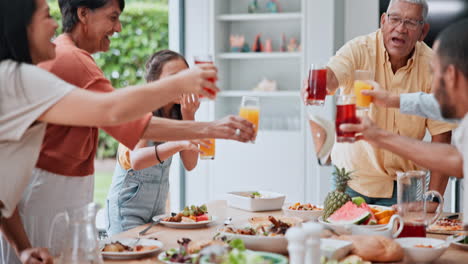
[387,13,424,30]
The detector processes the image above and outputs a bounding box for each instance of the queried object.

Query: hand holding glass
[199,139,215,160]
[239,96,260,143]
[306,64,327,106]
[194,55,217,98]
[354,70,374,109]
[335,94,358,143]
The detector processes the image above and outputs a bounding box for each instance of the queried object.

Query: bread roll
[338,235,404,262]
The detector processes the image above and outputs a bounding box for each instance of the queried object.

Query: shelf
[217,52,301,60]
[217,13,302,21]
[218,91,299,97]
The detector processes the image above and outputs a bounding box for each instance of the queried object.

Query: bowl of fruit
[318,167,403,238]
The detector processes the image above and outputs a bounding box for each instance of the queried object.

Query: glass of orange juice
[354,70,374,110]
[199,139,215,160]
[239,96,260,143]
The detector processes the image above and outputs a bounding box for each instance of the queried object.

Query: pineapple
[323,166,353,220]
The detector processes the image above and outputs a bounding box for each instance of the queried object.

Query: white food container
[226,191,286,211]
[282,203,324,221]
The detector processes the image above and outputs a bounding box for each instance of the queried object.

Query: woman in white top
[0,0,226,262]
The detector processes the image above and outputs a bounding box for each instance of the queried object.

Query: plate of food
[282,202,323,221]
[427,217,463,235]
[318,199,403,238]
[198,237,288,264]
[100,238,163,260]
[158,238,227,263]
[395,237,449,263]
[226,191,285,212]
[452,236,468,250]
[217,215,302,253]
[155,204,217,229]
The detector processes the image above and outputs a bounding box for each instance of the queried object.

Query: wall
[344,0,380,42]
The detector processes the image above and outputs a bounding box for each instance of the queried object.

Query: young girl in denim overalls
[106,50,201,235]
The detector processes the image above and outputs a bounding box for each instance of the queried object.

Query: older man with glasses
[304,0,456,207]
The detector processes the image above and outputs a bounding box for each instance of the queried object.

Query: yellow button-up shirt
[329,30,456,198]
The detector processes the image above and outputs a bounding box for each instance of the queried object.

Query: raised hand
[20,248,53,264]
[207,115,256,143]
[176,140,202,152]
[361,81,400,108]
[339,115,387,146]
[181,94,200,120]
[176,64,219,99]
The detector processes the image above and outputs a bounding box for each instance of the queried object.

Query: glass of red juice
[335,94,358,143]
[307,64,327,106]
[193,54,216,98]
[398,222,427,238]
[396,170,444,238]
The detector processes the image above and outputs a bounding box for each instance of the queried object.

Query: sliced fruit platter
[319,166,396,225]
[318,167,402,237]
[158,204,217,229]
[162,204,210,223]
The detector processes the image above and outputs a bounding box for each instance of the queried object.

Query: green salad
[201,239,279,264]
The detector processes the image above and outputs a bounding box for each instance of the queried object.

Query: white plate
[198,250,288,264]
[218,229,288,254]
[155,215,218,229]
[100,238,163,260]
[158,251,199,264]
[452,240,468,250]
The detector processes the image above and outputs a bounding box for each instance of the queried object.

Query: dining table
[98,200,467,263]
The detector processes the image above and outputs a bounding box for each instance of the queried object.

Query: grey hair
[387,0,429,21]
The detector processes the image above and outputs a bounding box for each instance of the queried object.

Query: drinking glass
[306,64,327,106]
[397,170,444,237]
[335,94,358,143]
[354,70,374,110]
[193,54,216,98]
[199,139,215,160]
[239,96,260,143]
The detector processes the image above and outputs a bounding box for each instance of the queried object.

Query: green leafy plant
[50,2,168,159]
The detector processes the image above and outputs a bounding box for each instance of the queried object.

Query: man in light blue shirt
[341,19,468,228]
[363,89,456,123]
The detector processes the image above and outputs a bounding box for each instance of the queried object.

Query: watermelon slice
[359,203,378,225]
[327,201,370,225]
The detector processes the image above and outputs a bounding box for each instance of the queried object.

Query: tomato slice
[195,214,209,222]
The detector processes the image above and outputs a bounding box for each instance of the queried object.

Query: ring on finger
[235,128,241,136]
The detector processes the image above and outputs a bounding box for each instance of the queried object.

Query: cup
[397,170,444,237]
[193,54,216,98]
[335,94,358,143]
[306,64,328,106]
[354,70,374,110]
[199,139,215,160]
[239,96,260,143]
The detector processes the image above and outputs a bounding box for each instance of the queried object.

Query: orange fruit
[375,210,395,220]
[378,215,392,225]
